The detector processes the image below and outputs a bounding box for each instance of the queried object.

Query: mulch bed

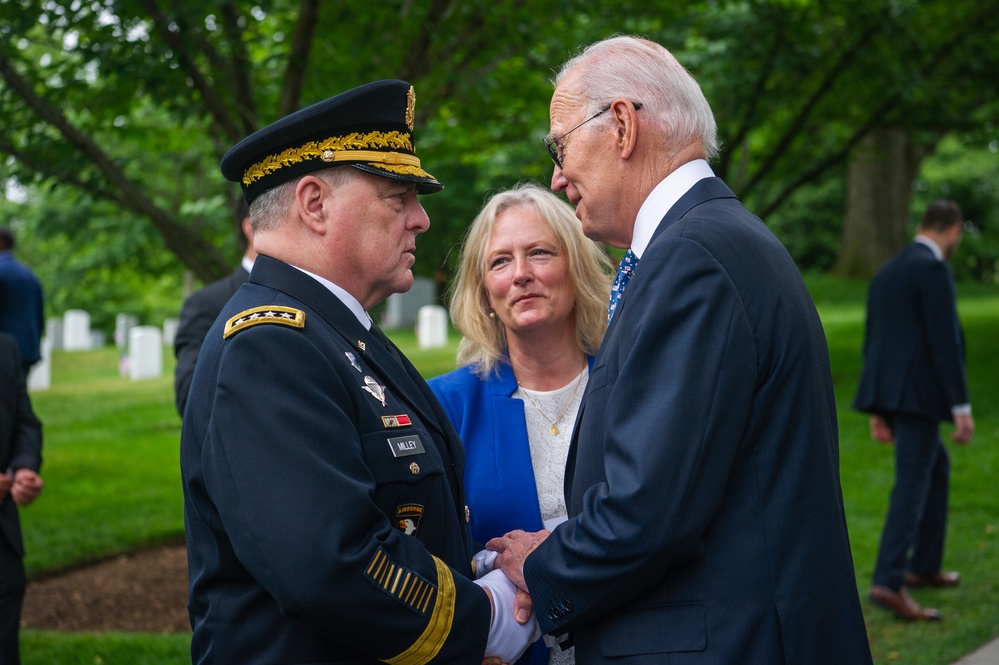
[20,543,191,633]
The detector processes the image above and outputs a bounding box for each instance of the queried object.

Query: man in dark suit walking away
[855,199,973,621]
[488,35,872,664]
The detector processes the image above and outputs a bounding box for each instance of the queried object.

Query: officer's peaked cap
[221,79,443,205]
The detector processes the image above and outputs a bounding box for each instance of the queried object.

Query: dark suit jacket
[854,241,967,423]
[0,332,43,559]
[173,266,249,416]
[0,252,45,366]
[181,255,490,664]
[523,178,872,664]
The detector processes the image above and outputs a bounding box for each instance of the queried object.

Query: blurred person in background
[0,228,45,380]
[1,331,44,665]
[173,200,256,416]
[855,198,973,621]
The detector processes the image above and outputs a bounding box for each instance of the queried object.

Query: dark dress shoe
[869,585,943,621]
[905,571,960,588]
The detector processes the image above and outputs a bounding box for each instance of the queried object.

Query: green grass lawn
[17,278,999,664]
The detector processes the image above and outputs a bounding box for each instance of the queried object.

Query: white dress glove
[473,569,541,663]
[472,549,498,579]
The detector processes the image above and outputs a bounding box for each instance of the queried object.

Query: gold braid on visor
[241,130,422,186]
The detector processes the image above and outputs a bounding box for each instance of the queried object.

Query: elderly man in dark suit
[173,200,256,416]
[488,36,873,664]
[181,80,537,665]
[1,332,44,665]
[855,199,973,621]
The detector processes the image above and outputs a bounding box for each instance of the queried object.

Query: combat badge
[363,376,387,406]
[345,351,362,372]
[396,503,424,536]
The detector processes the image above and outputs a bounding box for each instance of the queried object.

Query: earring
[488,311,496,318]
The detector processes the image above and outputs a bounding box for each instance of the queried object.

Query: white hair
[555,35,719,161]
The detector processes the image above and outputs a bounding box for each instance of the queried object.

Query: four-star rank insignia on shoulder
[223,306,305,339]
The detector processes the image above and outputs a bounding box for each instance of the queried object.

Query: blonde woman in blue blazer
[430,182,612,665]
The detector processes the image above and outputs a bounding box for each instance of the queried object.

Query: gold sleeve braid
[367,551,456,665]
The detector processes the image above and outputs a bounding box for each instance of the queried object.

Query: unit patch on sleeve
[223,306,305,339]
[396,504,424,535]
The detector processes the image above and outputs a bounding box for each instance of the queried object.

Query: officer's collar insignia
[396,503,424,536]
[382,414,412,428]
[223,306,305,339]
[345,351,362,372]
[363,376,387,406]
[357,340,366,351]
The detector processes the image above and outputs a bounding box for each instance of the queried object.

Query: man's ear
[295,176,328,234]
[612,99,640,160]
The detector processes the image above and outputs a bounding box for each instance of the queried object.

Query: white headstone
[63,310,91,351]
[114,314,139,350]
[27,336,51,392]
[417,305,448,349]
[46,318,64,351]
[162,318,179,347]
[128,326,163,381]
[382,277,435,329]
[90,330,106,349]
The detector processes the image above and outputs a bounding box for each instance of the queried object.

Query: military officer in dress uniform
[181,79,538,665]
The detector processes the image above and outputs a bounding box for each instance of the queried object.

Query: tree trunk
[833,128,921,278]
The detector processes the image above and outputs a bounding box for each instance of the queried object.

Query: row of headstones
[382,277,448,349]
[26,284,450,392]
[27,311,179,391]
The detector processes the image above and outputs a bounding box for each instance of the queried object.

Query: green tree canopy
[1,1,996,331]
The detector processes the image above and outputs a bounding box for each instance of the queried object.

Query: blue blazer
[522,178,872,665]
[430,358,593,665]
[854,241,967,423]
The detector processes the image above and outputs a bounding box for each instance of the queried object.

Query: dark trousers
[872,413,950,589]
[0,538,25,665]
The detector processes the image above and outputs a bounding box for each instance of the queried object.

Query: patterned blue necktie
[608,249,638,322]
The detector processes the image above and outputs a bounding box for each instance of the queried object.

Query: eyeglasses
[543,102,642,168]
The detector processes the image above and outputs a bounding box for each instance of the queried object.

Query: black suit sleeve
[920,261,968,410]
[173,270,246,416]
[1,337,42,472]
[173,290,215,416]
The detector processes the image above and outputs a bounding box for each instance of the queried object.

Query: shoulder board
[223,306,305,339]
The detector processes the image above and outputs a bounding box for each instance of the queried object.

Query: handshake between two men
[473,529,552,665]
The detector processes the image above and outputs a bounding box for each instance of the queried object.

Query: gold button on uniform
[409,462,420,475]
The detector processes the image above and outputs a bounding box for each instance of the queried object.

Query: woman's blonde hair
[449,182,613,377]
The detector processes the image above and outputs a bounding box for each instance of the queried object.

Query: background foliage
[1,0,997,334]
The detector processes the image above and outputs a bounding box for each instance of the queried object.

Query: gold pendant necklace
[518,368,585,435]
